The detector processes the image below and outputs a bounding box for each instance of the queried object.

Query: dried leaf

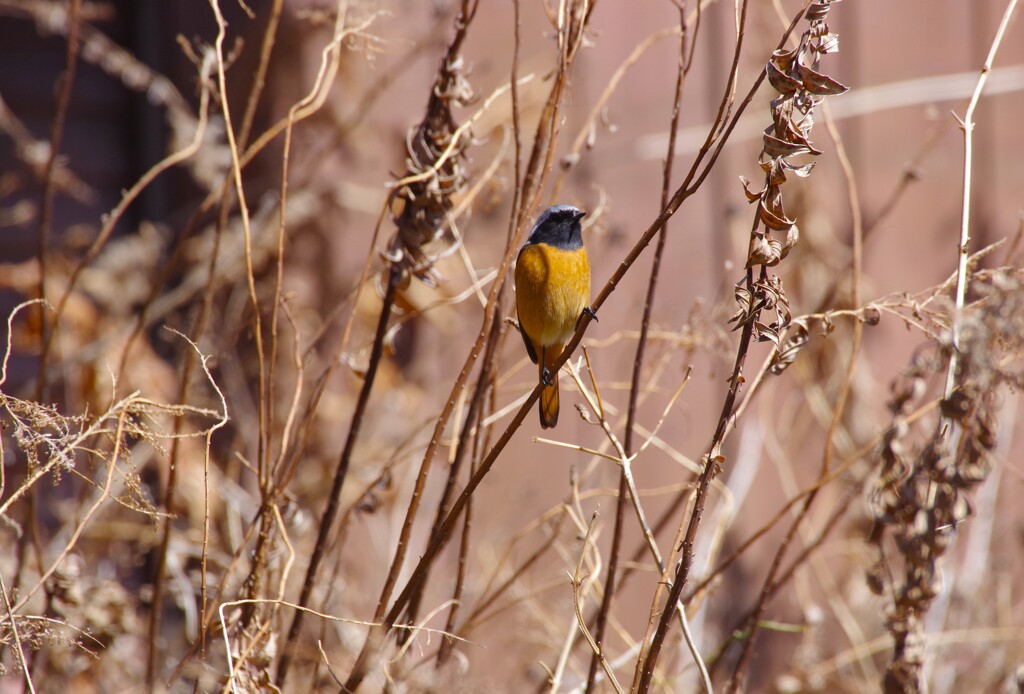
[766,60,803,94]
[770,48,798,72]
[784,160,816,178]
[779,223,799,260]
[763,131,816,159]
[770,319,809,374]
[818,32,840,54]
[797,63,849,96]
[760,156,792,186]
[746,233,780,268]
[739,175,764,202]
[759,200,796,232]
[754,321,782,348]
[805,1,834,24]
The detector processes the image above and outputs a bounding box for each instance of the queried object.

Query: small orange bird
[514,204,594,428]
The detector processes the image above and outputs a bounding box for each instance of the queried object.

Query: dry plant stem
[197,332,232,663]
[255,6,304,649]
[19,0,82,635]
[945,0,1019,402]
[281,205,387,487]
[240,0,323,652]
[682,410,897,605]
[350,378,552,691]
[115,4,366,383]
[353,0,801,686]
[143,56,219,687]
[636,275,755,692]
[636,2,832,688]
[726,102,865,694]
[585,5,693,691]
[632,468,698,692]
[156,204,227,679]
[588,451,630,681]
[436,403,485,665]
[706,484,855,680]
[146,8,270,685]
[636,7,763,692]
[568,355,712,692]
[259,0,288,494]
[369,0,492,625]
[220,599,470,690]
[238,0,284,149]
[573,513,626,694]
[223,507,298,689]
[274,263,400,687]
[0,564,35,693]
[151,342,230,684]
[207,6,358,677]
[403,312,500,639]
[150,0,284,680]
[456,512,567,639]
[44,51,214,394]
[567,353,663,575]
[209,0,267,514]
[614,343,767,605]
[343,5,587,688]
[33,0,81,402]
[508,0,524,238]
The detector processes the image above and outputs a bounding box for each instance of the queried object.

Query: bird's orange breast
[515,242,591,349]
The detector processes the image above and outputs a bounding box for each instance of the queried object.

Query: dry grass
[1,0,1023,692]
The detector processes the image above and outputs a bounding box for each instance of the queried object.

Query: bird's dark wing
[517,314,539,364]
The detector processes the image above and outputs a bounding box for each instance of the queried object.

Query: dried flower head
[868,268,1024,693]
[734,1,847,357]
[385,5,478,287]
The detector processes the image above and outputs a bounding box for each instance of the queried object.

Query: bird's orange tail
[539,345,562,429]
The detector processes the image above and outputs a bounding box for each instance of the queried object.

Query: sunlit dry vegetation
[1,0,1023,692]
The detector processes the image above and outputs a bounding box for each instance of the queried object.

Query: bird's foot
[577,306,598,328]
[541,368,555,386]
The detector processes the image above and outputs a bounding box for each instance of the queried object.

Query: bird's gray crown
[526,204,586,249]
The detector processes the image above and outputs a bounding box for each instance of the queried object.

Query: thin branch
[586,3,705,691]
[274,263,399,686]
[945,0,1019,402]
[571,512,626,694]
[0,571,35,694]
[636,3,825,689]
[342,4,591,689]
[33,0,82,400]
[726,97,866,693]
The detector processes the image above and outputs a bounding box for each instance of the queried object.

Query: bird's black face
[526,204,586,250]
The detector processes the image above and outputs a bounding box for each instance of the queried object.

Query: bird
[514,204,594,429]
